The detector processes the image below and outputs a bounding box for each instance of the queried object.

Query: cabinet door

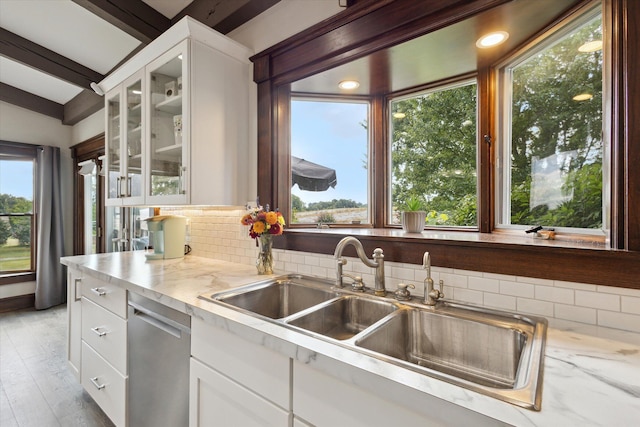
[67,268,82,380]
[122,72,145,205]
[146,39,189,205]
[105,88,123,206]
[190,358,290,427]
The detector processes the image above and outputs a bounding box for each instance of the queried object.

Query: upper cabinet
[106,71,145,206]
[102,17,254,207]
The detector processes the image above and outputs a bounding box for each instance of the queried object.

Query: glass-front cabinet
[146,40,189,205]
[105,71,145,206]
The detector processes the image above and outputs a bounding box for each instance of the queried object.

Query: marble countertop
[61,251,640,426]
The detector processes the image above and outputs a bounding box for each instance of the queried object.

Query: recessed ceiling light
[338,80,360,90]
[476,31,509,48]
[573,93,593,101]
[393,112,406,119]
[578,40,603,52]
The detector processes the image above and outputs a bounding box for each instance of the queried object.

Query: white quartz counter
[61,251,640,426]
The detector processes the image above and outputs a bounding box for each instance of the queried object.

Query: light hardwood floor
[0,304,114,427]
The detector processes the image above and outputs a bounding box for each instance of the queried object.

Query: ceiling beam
[0,83,64,120]
[63,89,104,126]
[172,0,281,34]
[71,0,171,44]
[213,0,282,34]
[0,28,104,91]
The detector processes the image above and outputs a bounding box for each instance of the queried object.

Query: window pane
[290,99,369,224]
[505,13,603,230]
[390,81,478,227]
[0,159,34,272]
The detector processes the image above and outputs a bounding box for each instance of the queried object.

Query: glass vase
[256,234,274,275]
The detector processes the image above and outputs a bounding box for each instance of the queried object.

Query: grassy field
[0,244,31,271]
[293,207,368,224]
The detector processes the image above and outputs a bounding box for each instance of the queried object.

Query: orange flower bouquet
[241,204,285,274]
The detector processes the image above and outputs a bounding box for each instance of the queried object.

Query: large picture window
[497,9,604,234]
[0,155,35,273]
[389,80,478,228]
[290,98,370,225]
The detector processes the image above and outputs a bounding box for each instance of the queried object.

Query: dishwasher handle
[128,301,191,339]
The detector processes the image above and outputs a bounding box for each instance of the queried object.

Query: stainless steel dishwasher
[128,293,191,427]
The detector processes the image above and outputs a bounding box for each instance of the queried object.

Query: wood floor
[0,304,114,427]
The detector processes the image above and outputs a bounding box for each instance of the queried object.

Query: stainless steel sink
[204,275,338,319]
[355,303,546,409]
[200,274,546,410]
[286,296,397,340]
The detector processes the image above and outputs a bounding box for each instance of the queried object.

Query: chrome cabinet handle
[90,377,106,390]
[127,176,132,197]
[116,176,121,198]
[91,326,107,337]
[91,287,106,296]
[74,278,82,302]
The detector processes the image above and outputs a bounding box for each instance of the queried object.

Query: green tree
[0,194,33,243]
[509,17,602,228]
[391,83,477,226]
[0,219,10,244]
[291,194,305,211]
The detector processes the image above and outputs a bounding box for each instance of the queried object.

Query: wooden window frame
[250,0,640,289]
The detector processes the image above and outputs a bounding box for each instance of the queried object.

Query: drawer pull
[90,376,106,390]
[91,326,107,337]
[91,287,107,296]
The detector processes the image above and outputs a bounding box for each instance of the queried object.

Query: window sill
[276,228,639,289]
[0,272,36,286]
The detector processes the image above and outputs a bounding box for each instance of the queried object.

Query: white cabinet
[79,275,128,427]
[190,358,290,427]
[66,267,82,380]
[190,318,291,427]
[102,17,253,207]
[105,71,145,206]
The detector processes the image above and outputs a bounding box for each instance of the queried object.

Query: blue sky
[0,160,34,200]
[291,100,368,205]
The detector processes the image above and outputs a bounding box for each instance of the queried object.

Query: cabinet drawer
[190,358,290,427]
[82,297,127,374]
[81,342,127,427]
[81,275,127,318]
[191,318,290,410]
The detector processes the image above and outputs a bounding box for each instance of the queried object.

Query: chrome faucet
[423,251,444,305]
[334,236,386,296]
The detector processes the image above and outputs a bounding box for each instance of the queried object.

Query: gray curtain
[35,146,65,309]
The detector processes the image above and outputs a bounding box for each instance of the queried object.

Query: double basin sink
[200,274,547,410]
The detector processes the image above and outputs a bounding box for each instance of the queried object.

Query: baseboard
[0,293,35,312]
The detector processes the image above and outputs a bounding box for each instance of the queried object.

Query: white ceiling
[0,0,274,124]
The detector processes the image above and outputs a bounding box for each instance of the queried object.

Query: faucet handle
[351,276,365,292]
[436,279,445,299]
[394,283,414,301]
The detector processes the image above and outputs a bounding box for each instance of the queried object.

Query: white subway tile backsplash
[535,285,574,305]
[575,290,620,311]
[621,296,640,315]
[468,277,500,293]
[517,298,554,317]
[166,207,640,333]
[598,310,640,333]
[484,293,516,311]
[452,288,483,305]
[499,280,534,298]
[440,272,468,289]
[555,304,597,324]
[554,280,598,292]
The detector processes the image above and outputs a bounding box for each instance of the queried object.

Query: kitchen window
[496,7,605,237]
[0,147,36,275]
[389,80,478,228]
[290,97,370,225]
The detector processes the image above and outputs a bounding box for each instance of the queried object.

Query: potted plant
[401,196,427,233]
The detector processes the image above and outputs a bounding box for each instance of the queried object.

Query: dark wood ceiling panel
[0,82,64,120]
[0,28,104,91]
[71,0,171,44]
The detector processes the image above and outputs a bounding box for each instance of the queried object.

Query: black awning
[291,156,337,192]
